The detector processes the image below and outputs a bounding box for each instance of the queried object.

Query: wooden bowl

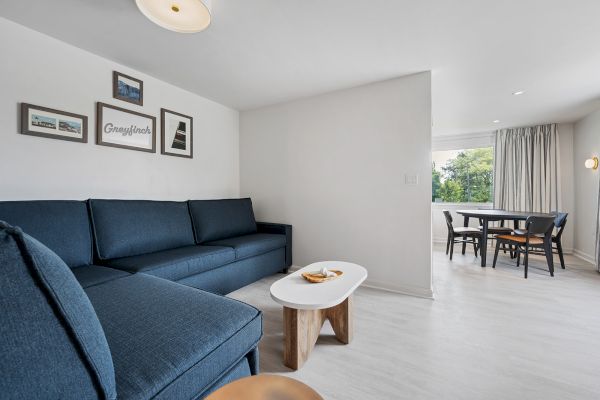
[301,270,343,283]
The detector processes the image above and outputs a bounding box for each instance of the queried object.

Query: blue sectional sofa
[0,198,292,399]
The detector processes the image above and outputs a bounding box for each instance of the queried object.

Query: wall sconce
[585,156,599,170]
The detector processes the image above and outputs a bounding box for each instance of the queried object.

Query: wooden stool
[205,374,323,400]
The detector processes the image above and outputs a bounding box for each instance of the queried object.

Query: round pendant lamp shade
[136,0,211,33]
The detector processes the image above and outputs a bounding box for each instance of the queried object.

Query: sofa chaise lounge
[0,198,292,399]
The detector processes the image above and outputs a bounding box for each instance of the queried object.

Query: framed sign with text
[96,102,156,153]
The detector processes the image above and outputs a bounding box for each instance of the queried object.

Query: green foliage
[432,147,493,203]
[438,179,463,202]
[431,166,442,202]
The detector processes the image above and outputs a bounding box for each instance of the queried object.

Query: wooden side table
[205,374,323,400]
[270,261,367,370]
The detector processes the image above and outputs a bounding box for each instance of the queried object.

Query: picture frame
[161,108,193,158]
[20,103,88,143]
[113,71,143,106]
[96,102,156,153]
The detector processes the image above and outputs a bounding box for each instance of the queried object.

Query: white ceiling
[2,0,600,135]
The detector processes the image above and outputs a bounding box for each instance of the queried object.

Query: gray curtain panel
[494,123,561,213]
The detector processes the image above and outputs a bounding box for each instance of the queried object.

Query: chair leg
[545,241,555,277]
[492,240,501,268]
[556,241,565,269]
[502,242,507,254]
[472,237,478,257]
[449,233,454,260]
[517,250,521,267]
[524,246,529,279]
[446,232,451,255]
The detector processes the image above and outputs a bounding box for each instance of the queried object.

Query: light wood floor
[228,245,600,400]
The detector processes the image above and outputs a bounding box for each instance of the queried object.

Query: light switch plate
[404,174,419,185]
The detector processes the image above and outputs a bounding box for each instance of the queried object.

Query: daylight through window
[432,147,494,203]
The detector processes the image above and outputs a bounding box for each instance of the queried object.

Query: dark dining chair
[513,212,568,269]
[551,212,568,269]
[477,209,514,253]
[443,210,481,260]
[492,216,555,279]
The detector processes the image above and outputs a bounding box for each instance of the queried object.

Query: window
[432,147,494,203]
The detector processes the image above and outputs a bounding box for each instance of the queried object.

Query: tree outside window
[432,147,493,203]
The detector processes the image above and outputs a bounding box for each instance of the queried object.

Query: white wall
[240,73,433,298]
[573,109,600,262]
[0,17,239,201]
[431,123,575,253]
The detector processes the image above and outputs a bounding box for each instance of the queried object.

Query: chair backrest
[553,212,568,232]
[524,216,555,236]
[442,210,454,232]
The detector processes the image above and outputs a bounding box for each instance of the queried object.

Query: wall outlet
[404,174,419,185]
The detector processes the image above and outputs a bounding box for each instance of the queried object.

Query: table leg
[480,218,488,267]
[283,296,353,370]
[462,216,469,255]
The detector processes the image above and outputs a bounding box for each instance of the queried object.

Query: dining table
[455,209,556,267]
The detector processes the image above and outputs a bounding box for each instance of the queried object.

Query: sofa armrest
[256,222,292,267]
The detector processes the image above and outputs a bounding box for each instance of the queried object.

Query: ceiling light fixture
[493,120,500,123]
[136,0,211,33]
[512,90,525,96]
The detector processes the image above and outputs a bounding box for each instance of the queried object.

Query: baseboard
[288,266,434,299]
[362,279,434,300]
[573,249,596,265]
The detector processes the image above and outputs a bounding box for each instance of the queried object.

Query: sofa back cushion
[89,199,195,260]
[0,200,92,268]
[189,198,257,243]
[0,221,116,400]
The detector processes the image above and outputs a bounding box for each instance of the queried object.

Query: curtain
[494,124,561,213]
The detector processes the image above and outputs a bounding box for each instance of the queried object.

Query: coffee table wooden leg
[325,295,353,344]
[283,295,354,370]
[283,307,323,370]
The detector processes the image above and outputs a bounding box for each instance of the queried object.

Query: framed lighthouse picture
[160,108,193,158]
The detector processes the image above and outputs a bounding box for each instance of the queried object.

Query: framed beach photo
[96,102,156,153]
[161,108,193,158]
[113,71,143,106]
[20,103,88,143]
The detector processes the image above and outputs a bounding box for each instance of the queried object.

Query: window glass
[432,147,493,203]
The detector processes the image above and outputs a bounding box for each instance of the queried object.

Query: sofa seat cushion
[71,265,131,289]
[105,245,235,281]
[84,274,262,400]
[206,233,286,260]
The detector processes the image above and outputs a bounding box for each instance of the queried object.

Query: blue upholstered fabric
[0,200,92,267]
[189,199,257,243]
[196,356,252,399]
[178,247,286,295]
[89,199,196,260]
[206,233,286,260]
[72,265,131,289]
[84,274,262,400]
[0,221,116,400]
[105,245,235,281]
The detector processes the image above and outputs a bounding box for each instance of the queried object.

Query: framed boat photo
[161,108,193,158]
[113,71,143,106]
[20,103,88,143]
[96,102,156,153]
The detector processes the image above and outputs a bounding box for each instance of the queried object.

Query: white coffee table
[270,261,367,370]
